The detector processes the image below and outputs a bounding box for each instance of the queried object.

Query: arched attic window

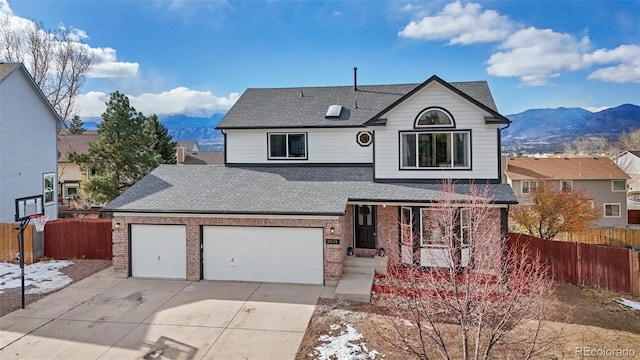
[414,107,455,128]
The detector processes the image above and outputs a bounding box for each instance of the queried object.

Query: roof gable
[0,63,65,127]
[364,75,509,126]
[505,156,629,180]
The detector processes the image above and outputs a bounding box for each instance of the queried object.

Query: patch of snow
[0,261,73,294]
[313,323,382,360]
[617,298,640,311]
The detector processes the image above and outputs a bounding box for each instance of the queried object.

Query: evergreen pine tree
[71,91,163,203]
[147,115,177,164]
[68,115,86,134]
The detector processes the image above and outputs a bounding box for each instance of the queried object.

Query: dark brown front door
[355,205,376,249]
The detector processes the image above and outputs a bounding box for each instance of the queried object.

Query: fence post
[630,249,640,297]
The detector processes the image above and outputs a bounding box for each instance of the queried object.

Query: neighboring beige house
[505,156,629,227]
[57,131,98,202]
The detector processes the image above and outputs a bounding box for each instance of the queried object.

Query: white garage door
[203,226,323,284]
[131,224,187,279]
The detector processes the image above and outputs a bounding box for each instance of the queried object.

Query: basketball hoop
[31,215,49,232]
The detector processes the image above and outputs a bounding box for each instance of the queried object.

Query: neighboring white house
[614,151,640,192]
[0,63,64,223]
[105,74,517,286]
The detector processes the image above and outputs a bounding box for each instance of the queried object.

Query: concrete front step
[334,272,374,303]
[343,255,388,275]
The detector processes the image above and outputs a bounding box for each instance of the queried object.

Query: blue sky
[2,0,639,118]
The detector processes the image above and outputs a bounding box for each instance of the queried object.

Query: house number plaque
[325,238,340,245]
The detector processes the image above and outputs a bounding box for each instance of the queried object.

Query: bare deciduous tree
[0,15,93,120]
[510,181,601,240]
[375,181,559,360]
[618,129,640,151]
[563,136,613,156]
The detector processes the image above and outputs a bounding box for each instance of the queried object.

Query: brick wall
[376,205,400,263]
[112,214,345,283]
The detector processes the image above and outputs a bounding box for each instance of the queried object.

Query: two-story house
[504,156,629,227]
[105,74,517,285]
[58,130,99,203]
[0,63,64,223]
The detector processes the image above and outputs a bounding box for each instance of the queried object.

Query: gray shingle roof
[216,78,502,129]
[104,165,517,215]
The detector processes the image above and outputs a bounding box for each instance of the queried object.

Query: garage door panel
[203,226,323,284]
[131,224,187,279]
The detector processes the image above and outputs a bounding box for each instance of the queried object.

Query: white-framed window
[268,133,307,159]
[604,203,621,217]
[400,131,470,169]
[612,180,626,192]
[561,180,572,192]
[521,180,538,194]
[64,183,79,199]
[414,108,454,128]
[43,173,55,205]
[401,207,413,245]
[420,208,469,247]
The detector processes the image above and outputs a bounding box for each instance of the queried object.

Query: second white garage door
[203,226,324,284]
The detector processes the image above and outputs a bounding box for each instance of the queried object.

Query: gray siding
[0,68,59,222]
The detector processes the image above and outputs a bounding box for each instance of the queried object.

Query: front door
[355,205,376,249]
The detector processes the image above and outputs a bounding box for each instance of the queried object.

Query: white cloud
[583,45,640,83]
[78,88,240,118]
[399,1,640,86]
[0,0,13,15]
[487,28,590,86]
[87,47,139,78]
[398,0,512,45]
[0,0,137,79]
[588,63,640,84]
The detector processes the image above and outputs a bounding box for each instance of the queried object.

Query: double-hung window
[268,133,307,159]
[561,180,572,192]
[604,203,621,217]
[43,173,55,205]
[522,180,538,194]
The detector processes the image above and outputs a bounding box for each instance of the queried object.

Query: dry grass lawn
[297,284,640,359]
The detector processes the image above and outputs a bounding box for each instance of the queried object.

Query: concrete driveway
[0,268,323,359]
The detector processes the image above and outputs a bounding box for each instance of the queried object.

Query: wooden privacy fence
[554,228,640,249]
[509,233,640,297]
[44,219,113,260]
[0,223,39,264]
